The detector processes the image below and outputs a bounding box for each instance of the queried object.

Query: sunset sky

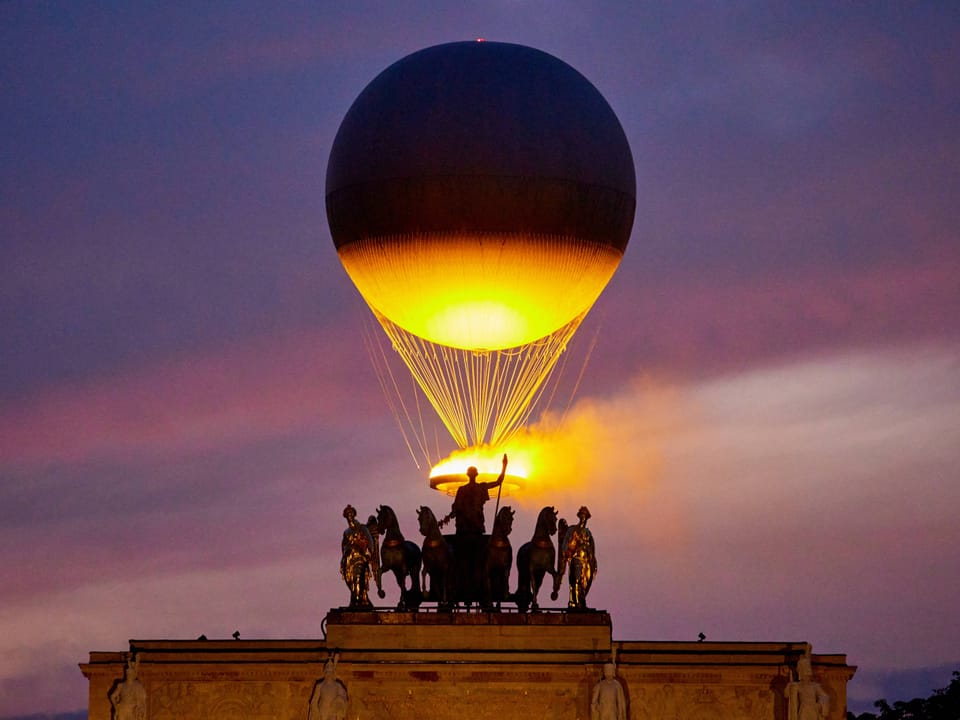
[2,2,959,717]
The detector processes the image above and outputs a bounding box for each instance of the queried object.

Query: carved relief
[630,683,775,720]
[735,686,775,718]
[149,681,300,720]
[351,685,581,720]
[627,687,650,719]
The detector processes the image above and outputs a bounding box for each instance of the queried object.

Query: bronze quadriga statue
[344,457,597,613]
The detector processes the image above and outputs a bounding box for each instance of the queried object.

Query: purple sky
[2,2,959,716]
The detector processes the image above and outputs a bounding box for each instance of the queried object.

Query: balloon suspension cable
[361,317,431,469]
[374,309,586,451]
[560,305,604,426]
[539,331,573,418]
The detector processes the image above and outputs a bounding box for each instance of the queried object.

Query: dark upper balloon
[326,41,636,251]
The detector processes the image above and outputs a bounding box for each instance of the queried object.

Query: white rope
[374,310,585,449]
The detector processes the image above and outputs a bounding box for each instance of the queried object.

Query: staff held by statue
[493,453,507,519]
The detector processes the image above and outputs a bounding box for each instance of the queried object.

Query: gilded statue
[557,506,597,609]
[109,654,147,720]
[341,505,376,608]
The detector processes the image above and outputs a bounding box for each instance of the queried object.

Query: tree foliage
[847,671,960,720]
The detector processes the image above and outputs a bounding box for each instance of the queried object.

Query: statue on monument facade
[308,653,348,720]
[109,654,146,720]
[786,651,830,720]
[340,505,376,608]
[591,662,627,720]
[557,506,597,609]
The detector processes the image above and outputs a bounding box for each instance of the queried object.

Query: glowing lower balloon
[339,233,621,351]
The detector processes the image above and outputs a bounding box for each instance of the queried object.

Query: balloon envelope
[327,41,636,351]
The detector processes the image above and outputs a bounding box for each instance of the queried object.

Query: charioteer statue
[439,454,507,602]
[441,454,508,535]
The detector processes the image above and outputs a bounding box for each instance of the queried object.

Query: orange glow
[339,233,622,350]
[429,448,530,495]
[430,440,553,504]
[426,383,673,507]
[429,471,526,496]
[426,433,569,503]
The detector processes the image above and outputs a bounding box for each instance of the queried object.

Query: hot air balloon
[326,41,635,483]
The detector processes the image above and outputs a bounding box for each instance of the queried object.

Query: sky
[1,1,959,717]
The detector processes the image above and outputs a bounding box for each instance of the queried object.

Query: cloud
[586,254,960,395]
[374,343,960,676]
[0,326,412,604]
[588,346,960,694]
[2,334,958,714]
[439,343,960,684]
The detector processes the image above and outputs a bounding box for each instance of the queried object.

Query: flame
[428,415,595,504]
[429,446,530,496]
[428,381,676,508]
[430,447,531,478]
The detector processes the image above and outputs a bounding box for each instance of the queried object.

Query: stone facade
[81,610,855,720]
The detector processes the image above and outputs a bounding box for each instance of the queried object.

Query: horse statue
[375,505,422,610]
[483,506,514,609]
[417,506,453,608]
[514,506,558,612]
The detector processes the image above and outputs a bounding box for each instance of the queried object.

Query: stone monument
[82,633,855,720]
